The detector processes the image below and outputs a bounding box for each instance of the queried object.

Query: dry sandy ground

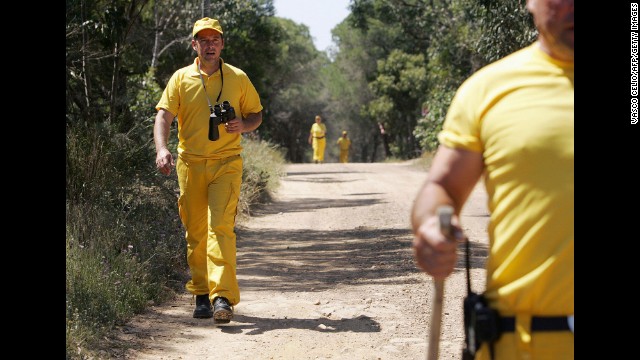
[113,161,489,360]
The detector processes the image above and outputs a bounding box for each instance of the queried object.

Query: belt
[500,316,571,332]
[314,136,325,139]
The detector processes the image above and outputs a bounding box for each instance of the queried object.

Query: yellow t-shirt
[310,123,326,139]
[337,137,351,150]
[439,42,574,317]
[156,58,263,160]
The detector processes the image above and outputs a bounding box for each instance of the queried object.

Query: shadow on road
[248,197,384,215]
[236,226,488,293]
[116,309,381,350]
[221,314,381,335]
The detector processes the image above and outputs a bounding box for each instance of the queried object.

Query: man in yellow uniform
[308,115,326,163]
[336,131,352,163]
[153,17,263,324]
[411,0,573,359]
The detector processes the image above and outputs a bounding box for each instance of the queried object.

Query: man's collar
[188,58,225,77]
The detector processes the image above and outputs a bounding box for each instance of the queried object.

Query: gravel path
[113,161,489,360]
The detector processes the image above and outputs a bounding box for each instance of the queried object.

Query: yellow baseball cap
[342,131,347,135]
[192,17,224,37]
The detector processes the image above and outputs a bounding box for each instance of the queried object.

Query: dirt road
[116,161,489,360]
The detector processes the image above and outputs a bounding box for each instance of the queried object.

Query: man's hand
[224,117,242,134]
[224,112,262,134]
[412,213,465,280]
[155,148,174,175]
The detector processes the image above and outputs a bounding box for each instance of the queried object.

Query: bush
[239,137,287,217]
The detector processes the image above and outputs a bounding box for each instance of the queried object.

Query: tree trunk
[81,0,92,123]
[201,0,210,18]
[109,41,120,125]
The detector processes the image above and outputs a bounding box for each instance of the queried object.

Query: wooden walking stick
[427,205,454,360]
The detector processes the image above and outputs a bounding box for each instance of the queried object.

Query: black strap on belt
[314,136,325,139]
[500,316,570,332]
[461,240,570,360]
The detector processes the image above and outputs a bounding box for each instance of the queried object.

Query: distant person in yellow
[337,131,352,163]
[308,115,326,163]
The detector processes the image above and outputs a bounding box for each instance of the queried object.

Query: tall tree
[258,17,327,163]
[324,17,382,162]
[347,0,535,157]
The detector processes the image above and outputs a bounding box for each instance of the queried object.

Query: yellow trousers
[312,138,326,162]
[176,155,242,306]
[476,331,573,359]
[339,150,349,163]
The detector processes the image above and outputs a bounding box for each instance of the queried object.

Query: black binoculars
[208,101,236,141]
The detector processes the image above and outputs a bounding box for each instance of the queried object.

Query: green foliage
[346,0,449,159]
[414,89,456,152]
[348,0,536,159]
[327,18,381,162]
[463,0,536,65]
[205,0,279,99]
[130,68,164,121]
[66,0,153,133]
[66,224,157,358]
[363,50,427,158]
[257,17,328,163]
[66,119,185,358]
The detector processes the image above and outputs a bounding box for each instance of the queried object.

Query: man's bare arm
[411,145,484,278]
